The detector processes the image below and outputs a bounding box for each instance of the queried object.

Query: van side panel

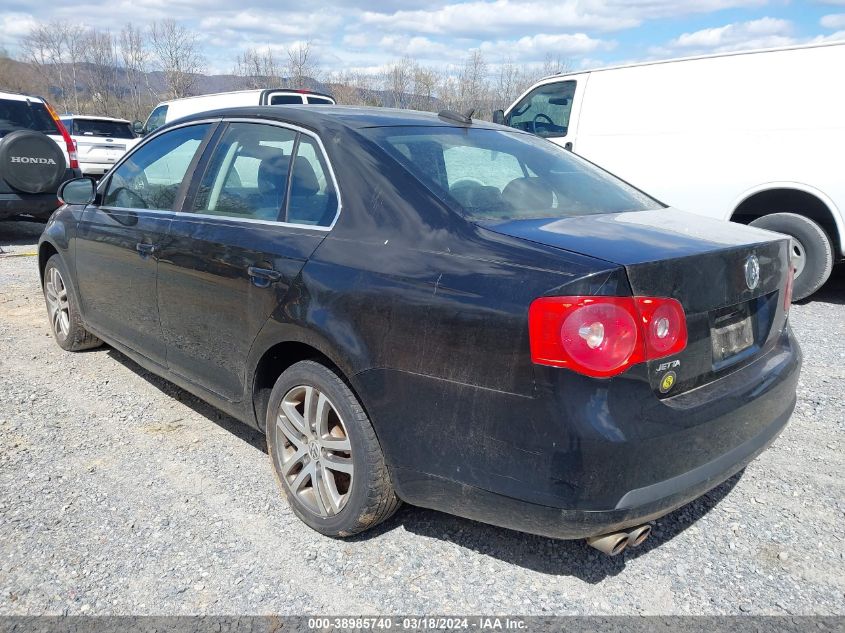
[570,44,845,254]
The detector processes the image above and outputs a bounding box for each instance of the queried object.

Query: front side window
[362,126,661,222]
[192,122,296,221]
[144,105,168,133]
[508,81,576,138]
[103,123,209,210]
[286,135,338,227]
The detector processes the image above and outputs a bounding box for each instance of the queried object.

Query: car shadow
[105,348,267,454]
[105,342,741,582]
[354,472,743,583]
[0,219,45,251]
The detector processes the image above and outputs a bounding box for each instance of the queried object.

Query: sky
[1,0,844,75]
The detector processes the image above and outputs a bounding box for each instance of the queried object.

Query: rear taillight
[528,295,688,378]
[43,100,79,169]
[783,266,794,312]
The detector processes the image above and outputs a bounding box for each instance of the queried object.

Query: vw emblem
[744,255,760,290]
[308,441,321,461]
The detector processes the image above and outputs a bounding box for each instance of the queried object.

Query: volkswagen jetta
[39,106,801,555]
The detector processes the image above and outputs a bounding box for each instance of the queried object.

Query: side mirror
[58,178,96,206]
[132,120,145,136]
[492,109,506,125]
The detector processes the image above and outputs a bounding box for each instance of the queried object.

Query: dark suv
[0,91,80,221]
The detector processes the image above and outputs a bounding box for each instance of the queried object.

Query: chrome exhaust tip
[586,531,629,556]
[626,524,652,548]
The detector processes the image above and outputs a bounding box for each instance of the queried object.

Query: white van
[141,88,336,134]
[496,42,845,300]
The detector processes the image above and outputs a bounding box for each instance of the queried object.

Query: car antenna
[438,109,473,124]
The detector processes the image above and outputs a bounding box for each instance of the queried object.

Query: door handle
[248,266,281,287]
[136,243,156,256]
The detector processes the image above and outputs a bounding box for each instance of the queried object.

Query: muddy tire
[750,213,833,301]
[42,254,102,351]
[266,360,401,537]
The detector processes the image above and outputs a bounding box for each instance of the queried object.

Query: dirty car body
[39,106,801,540]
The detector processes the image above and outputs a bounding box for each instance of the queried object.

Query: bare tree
[149,19,205,99]
[383,57,414,108]
[542,53,572,77]
[457,50,489,117]
[119,23,151,121]
[235,47,281,89]
[410,65,438,111]
[21,22,69,110]
[286,41,318,89]
[82,30,119,115]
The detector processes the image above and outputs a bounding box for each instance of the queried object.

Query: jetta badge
[744,255,760,290]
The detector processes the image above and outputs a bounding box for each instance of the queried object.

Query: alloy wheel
[44,266,70,339]
[276,385,353,517]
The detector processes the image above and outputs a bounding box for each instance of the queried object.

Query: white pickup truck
[495,42,845,300]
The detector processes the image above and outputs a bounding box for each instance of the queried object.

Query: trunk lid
[481,208,792,394]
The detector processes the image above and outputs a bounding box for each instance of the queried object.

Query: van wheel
[42,255,102,351]
[266,360,401,537]
[749,213,833,301]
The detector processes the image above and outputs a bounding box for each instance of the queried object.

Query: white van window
[508,81,576,139]
[145,105,168,133]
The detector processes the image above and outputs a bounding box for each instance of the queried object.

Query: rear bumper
[365,325,801,539]
[0,193,60,220]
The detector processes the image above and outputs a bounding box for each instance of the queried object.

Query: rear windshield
[361,126,661,221]
[0,98,58,138]
[71,119,135,139]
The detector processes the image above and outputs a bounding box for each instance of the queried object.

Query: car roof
[61,115,131,123]
[176,105,504,133]
[0,91,45,103]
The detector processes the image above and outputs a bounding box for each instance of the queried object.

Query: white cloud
[662,17,795,54]
[0,12,38,38]
[820,13,845,29]
[360,0,768,36]
[480,32,614,57]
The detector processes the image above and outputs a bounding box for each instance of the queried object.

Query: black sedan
[39,106,801,555]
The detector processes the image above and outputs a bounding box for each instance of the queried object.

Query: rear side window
[286,135,338,227]
[72,119,135,139]
[0,98,58,138]
[363,126,660,221]
[192,122,296,221]
[270,95,304,105]
[307,97,333,104]
[508,81,576,138]
[103,123,210,210]
[145,105,168,133]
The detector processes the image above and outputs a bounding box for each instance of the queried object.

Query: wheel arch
[248,333,369,433]
[729,182,843,257]
[38,240,59,284]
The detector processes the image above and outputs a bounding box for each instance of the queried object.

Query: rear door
[505,75,588,151]
[75,122,214,366]
[156,120,340,401]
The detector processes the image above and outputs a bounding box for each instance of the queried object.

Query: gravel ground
[1,219,843,616]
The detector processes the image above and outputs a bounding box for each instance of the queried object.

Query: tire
[42,254,102,351]
[266,360,401,537]
[749,213,834,301]
[0,130,67,194]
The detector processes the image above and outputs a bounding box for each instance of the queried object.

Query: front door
[156,121,340,401]
[75,123,213,366]
[505,76,586,151]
